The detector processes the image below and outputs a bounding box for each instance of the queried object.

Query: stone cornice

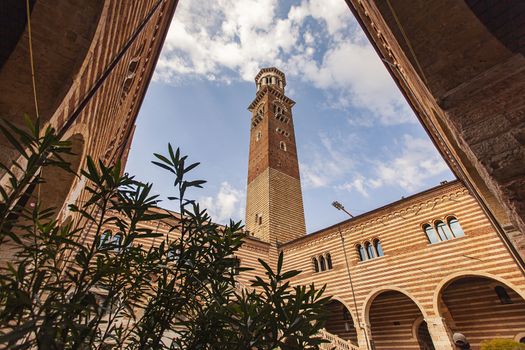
[248,86,295,111]
[241,237,271,253]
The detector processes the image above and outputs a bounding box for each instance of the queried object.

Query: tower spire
[245,68,306,243]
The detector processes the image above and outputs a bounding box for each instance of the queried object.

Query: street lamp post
[332,201,354,218]
[332,200,371,350]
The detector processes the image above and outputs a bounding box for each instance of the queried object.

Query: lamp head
[332,201,344,210]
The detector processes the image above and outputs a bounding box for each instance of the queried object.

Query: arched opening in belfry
[323,300,358,345]
[368,290,433,350]
[0,0,104,177]
[437,276,525,349]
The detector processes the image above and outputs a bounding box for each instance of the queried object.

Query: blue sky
[125,0,454,232]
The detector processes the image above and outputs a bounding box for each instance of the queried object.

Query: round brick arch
[324,297,360,344]
[362,286,429,326]
[363,287,432,350]
[330,296,360,327]
[431,270,525,317]
[433,271,525,348]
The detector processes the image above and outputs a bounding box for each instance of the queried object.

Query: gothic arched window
[374,239,384,257]
[255,213,262,225]
[256,131,261,141]
[280,141,287,151]
[447,217,464,237]
[100,229,112,248]
[365,241,375,259]
[112,233,123,252]
[319,256,326,271]
[436,221,454,241]
[257,106,264,117]
[312,257,319,272]
[326,253,333,270]
[424,224,439,244]
[357,245,366,261]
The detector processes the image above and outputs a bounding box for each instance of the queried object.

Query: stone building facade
[282,180,525,350]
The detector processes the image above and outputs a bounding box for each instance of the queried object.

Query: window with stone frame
[365,241,375,259]
[319,255,326,271]
[423,217,465,244]
[312,257,319,272]
[326,253,333,269]
[373,239,384,257]
[357,244,367,261]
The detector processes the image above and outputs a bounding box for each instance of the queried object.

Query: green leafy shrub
[481,339,525,350]
[0,118,330,349]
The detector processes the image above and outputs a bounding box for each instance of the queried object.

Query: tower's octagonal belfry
[255,67,286,93]
[245,67,306,243]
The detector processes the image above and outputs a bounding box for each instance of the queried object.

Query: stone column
[356,323,373,350]
[425,316,455,350]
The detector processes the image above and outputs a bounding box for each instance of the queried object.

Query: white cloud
[285,38,414,125]
[371,135,449,191]
[302,133,449,196]
[156,0,296,82]
[155,0,413,126]
[337,176,369,197]
[288,0,351,37]
[300,132,358,189]
[301,162,330,188]
[198,182,245,224]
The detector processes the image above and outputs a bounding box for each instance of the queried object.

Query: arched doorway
[438,276,525,349]
[368,290,434,350]
[323,300,358,345]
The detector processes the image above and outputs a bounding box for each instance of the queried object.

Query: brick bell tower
[245,67,306,243]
